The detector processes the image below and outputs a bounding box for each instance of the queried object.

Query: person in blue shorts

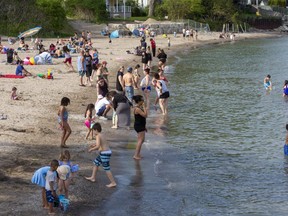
[85,123,117,188]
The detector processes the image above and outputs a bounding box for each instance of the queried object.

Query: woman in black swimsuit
[132,95,147,160]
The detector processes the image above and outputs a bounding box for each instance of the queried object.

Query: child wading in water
[31,160,59,209]
[84,103,95,140]
[85,123,117,188]
[285,124,288,155]
[132,95,148,160]
[264,74,272,90]
[58,97,71,148]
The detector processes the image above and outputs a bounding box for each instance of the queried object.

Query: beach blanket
[0,74,25,79]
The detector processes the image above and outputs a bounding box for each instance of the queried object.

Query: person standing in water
[85,123,117,188]
[264,74,272,90]
[132,95,147,160]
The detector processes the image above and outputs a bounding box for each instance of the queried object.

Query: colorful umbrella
[18,26,42,38]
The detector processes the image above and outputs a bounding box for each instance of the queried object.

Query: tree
[163,0,192,20]
[64,0,108,22]
[148,0,156,17]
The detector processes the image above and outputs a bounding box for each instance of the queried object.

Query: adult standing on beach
[140,38,147,50]
[141,49,149,71]
[116,66,125,94]
[91,48,99,81]
[84,49,93,86]
[109,91,131,129]
[123,67,136,102]
[77,50,86,86]
[132,95,147,160]
[96,77,109,99]
[146,46,152,68]
[150,38,156,57]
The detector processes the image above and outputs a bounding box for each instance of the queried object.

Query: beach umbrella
[18,26,42,39]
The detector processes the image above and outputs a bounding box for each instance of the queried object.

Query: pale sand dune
[0,31,279,215]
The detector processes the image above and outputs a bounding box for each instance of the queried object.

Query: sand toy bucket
[59,195,70,212]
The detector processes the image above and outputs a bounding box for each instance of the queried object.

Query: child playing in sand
[85,103,95,140]
[58,97,71,148]
[44,159,60,215]
[11,87,19,100]
[31,160,59,209]
[85,123,117,188]
[57,164,71,199]
[63,45,75,72]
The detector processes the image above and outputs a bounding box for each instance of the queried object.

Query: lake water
[97,37,288,216]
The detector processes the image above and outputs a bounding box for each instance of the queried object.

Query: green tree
[36,0,66,30]
[162,0,192,20]
[268,0,286,7]
[190,0,204,18]
[64,0,108,23]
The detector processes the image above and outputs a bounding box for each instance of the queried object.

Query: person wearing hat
[123,66,136,102]
[57,164,71,198]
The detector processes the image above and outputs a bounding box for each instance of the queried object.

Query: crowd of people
[28,31,171,214]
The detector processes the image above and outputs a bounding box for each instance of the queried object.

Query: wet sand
[0,31,282,215]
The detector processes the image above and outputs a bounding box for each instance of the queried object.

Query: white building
[137,0,149,8]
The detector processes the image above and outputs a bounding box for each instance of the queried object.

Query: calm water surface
[99,37,288,216]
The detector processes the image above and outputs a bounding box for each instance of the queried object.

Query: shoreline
[0,31,283,215]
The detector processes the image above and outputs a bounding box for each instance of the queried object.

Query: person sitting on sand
[264,74,272,90]
[11,87,19,100]
[85,123,117,188]
[15,60,32,76]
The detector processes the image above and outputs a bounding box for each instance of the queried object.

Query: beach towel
[0,74,25,78]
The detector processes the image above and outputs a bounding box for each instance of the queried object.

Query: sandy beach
[0,29,282,215]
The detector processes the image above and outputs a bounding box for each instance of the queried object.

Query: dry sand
[0,30,281,215]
